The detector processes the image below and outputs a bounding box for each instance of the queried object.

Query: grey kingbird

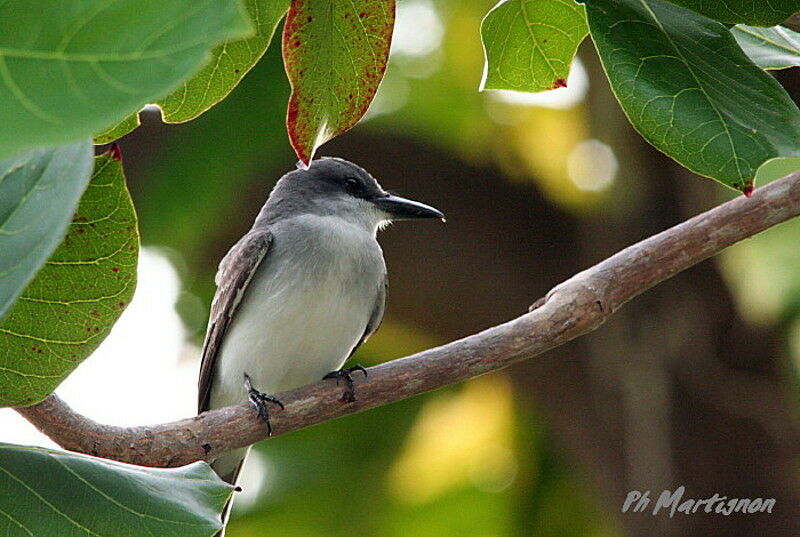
[198,157,443,531]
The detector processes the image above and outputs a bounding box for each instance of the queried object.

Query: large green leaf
[664,0,800,26]
[98,0,288,142]
[283,0,396,165]
[584,0,800,193]
[480,0,588,93]
[0,152,139,407]
[96,0,288,143]
[0,141,93,323]
[0,443,232,537]
[0,0,251,161]
[157,0,289,124]
[732,24,800,69]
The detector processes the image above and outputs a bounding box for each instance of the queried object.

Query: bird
[197,157,444,533]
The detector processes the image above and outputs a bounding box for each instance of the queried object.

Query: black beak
[372,194,445,221]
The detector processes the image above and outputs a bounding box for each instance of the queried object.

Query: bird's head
[265,157,444,231]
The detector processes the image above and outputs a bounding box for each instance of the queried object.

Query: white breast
[208,215,385,410]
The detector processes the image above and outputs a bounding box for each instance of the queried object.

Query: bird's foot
[324,365,368,403]
[244,373,284,436]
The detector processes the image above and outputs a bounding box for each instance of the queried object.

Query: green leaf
[157,0,289,123]
[732,24,800,69]
[94,111,141,145]
[663,0,800,26]
[0,152,139,407]
[0,0,251,161]
[0,141,93,323]
[480,0,588,93]
[96,0,289,145]
[584,0,800,193]
[0,443,232,537]
[283,0,396,165]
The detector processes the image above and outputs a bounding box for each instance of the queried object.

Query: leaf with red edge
[283,0,395,165]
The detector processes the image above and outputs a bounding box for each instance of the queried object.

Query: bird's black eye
[344,177,359,194]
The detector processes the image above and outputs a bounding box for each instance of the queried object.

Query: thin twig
[16,171,800,468]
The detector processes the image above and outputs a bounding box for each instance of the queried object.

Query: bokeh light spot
[567,139,618,192]
[392,0,445,58]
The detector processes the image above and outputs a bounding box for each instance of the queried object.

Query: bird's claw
[244,373,283,436]
[324,365,368,403]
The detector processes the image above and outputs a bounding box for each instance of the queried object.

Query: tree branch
[16,171,800,468]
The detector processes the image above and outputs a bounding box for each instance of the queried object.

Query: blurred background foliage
[109,0,800,535]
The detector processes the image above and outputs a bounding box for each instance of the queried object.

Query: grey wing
[197,229,273,413]
[348,274,387,359]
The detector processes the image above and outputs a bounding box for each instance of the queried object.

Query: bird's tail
[211,447,250,537]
